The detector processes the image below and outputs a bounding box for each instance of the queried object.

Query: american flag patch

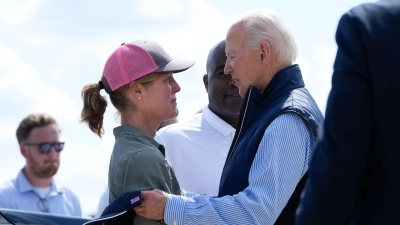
[131,196,140,204]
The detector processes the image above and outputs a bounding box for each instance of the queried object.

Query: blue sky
[0,0,374,217]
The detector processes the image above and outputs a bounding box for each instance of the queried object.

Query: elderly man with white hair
[134,8,324,225]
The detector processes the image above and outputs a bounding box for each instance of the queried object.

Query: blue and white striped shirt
[164,113,314,225]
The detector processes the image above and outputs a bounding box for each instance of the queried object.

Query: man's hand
[134,189,168,220]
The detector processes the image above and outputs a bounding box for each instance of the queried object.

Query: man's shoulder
[114,131,159,153]
[111,142,162,170]
[347,0,400,23]
[0,178,18,198]
[0,179,16,194]
[52,179,80,200]
[271,113,310,128]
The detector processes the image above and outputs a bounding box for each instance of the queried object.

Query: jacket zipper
[230,87,253,152]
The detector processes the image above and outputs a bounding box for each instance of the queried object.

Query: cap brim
[83,211,127,225]
[154,59,195,73]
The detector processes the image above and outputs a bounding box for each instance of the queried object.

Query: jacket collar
[202,106,236,137]
[247,64,305,104]
[113,125,164,155]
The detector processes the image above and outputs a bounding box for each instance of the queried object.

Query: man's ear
[203,74,209,93]
[260,41,271,66]
[20,144,28,158]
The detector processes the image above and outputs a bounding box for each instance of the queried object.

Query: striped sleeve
[164,113,314,225]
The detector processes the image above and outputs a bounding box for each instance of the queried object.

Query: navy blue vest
[218,65,324,224]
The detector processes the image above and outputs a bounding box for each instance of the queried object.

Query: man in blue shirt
[134,8,323,225]
[0,113,81,216]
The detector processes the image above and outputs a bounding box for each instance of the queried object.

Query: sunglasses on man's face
[24,142,65,154]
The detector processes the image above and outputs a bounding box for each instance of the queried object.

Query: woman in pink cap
[80,40,194,224]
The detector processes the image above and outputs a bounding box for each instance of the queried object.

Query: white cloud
[295,54,312,80]
[15,32,49,48]
[0,122,17,139]
[312,43,337,65]
[137,0,185,19]
[0,43,80,124]
[0,0,42,28]
[296,43,336,114]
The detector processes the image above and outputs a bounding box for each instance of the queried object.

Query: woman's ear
[129,82,143,100]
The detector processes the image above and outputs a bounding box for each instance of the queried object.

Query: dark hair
[16,113,57,144]
[81,73,165,138]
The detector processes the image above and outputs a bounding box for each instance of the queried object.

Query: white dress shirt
[155,106,235,196]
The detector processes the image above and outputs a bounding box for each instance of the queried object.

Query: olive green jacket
[108,125,181,224]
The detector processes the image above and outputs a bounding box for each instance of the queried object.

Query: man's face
[224,26,263,97]
[22,124,61,178]
[204,42,243,120]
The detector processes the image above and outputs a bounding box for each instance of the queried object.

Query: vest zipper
[230,87,253,152]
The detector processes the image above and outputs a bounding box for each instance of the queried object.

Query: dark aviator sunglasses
[24,142,65,154]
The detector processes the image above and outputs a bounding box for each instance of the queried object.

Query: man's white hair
[236,8,298,64]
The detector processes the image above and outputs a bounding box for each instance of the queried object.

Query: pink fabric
[102,44,158,91]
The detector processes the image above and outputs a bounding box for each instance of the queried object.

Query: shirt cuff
[182,190,199,198]
[164,194,189,225]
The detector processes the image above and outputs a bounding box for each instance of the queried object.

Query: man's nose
[48,146,58,155]
[224,62,233,75]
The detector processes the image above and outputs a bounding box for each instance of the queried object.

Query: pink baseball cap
[102,39,195,92]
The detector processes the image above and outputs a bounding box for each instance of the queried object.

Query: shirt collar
[16,169,63,196]
[113,125,164,154]
[202,106,236,137]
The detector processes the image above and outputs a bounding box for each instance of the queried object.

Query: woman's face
[142,72,180,123]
